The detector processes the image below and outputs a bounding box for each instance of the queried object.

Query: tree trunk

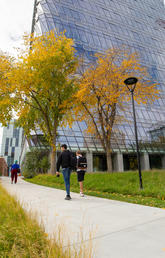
[49,128,57,175]
[106,148,113,173]
[49,147,56,175]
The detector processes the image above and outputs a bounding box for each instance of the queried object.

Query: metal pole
[31,0,38,35]
[131,90,143,189]
[30,0,38,50]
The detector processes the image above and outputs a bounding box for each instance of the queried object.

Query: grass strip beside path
[25,170,165,208]
[0,182,52,257]
[0,181,92,258]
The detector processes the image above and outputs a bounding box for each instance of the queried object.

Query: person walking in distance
[11,160,20,184]
[56,144,72,200]
[76,150,87,197]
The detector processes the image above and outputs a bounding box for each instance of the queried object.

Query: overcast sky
[0,0,34,150]
[0,0,34,56]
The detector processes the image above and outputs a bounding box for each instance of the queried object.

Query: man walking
[11,160,20,184]
[56,144,72,200]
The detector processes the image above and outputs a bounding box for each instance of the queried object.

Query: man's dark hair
[61,144,67,150]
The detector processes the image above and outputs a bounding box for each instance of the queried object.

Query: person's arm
[56,153,62,173]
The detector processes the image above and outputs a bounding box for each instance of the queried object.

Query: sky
[0,0,34,152]
[0,0,34,56]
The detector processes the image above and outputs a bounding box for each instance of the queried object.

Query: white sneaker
[80,192,84,197]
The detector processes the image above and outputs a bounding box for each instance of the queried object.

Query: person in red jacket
[11,160,20,184]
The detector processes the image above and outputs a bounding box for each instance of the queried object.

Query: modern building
[25,0,165,171]
[149,125,165,142]
[1,120,23,169]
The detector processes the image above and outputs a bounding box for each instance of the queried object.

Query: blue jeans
[62,168,71,196]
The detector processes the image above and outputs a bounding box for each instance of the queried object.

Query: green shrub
[22,148,50,178]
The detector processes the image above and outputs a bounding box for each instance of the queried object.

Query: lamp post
[124,77,143,189]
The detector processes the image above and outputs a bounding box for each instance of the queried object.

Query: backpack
[17,168,21,174]
[70,154,77,170]
[77,156,87,169]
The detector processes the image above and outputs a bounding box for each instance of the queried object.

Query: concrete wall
[162,155,165,169]
[86,152,93,172]
[141,153,150,171]
[113,153,124,172]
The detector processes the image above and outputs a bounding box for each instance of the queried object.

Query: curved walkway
[1,176,165,258]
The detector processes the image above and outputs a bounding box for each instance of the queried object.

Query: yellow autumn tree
[1,31,78,175]
[0,53,14,124]
[74,48,159,173]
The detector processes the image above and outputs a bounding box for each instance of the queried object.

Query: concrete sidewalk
[1,176,165,258]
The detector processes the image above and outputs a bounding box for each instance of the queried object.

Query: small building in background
[0,157,8,176]
[1,120,23,170]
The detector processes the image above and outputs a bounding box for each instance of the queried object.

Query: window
[16,138,19,147]
[5,138,9,156]
[11,147,15,158]
[13,128,20,138]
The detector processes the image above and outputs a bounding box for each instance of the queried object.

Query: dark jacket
[57,150,71,171]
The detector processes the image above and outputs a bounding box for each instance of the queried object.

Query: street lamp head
[124,77,138,92]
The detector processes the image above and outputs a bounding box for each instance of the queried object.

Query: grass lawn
[0,181,92,258]
[25,170,165,208]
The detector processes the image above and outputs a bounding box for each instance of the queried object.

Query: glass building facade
[31,0,165,158]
